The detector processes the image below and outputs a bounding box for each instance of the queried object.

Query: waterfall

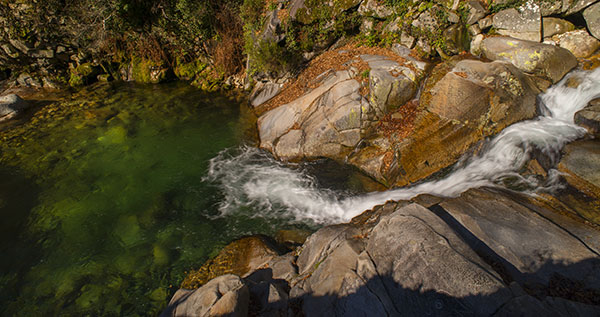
[206,68,600,224]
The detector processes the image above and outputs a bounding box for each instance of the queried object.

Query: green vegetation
[488,0,526,13]
[242,0,360,77]
[0,0,478,86]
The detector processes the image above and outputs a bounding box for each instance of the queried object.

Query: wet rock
[274,229,311,246]
[584,2,600,40]
[558,140,600,198]
[492,1,542,42]
[575,99,600,137]
[443,24,469,54]
[180,236,281,289]
[542,17,575,38]
[358,0,394,19]
[481,36,577,83]
[0,94,29,122]
[552,30,600,58]
[162,274,249,317]
[250,82,282,108]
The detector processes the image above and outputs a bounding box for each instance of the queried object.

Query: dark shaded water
[0,83,366,316]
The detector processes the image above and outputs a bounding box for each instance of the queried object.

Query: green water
[0,83,315,316]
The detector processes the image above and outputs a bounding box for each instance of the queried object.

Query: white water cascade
[205,68,600,224]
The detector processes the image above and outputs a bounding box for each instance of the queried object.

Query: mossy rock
[180,236,282,289]
[131,57,171,84]
[68,63,101,87]
[174,58,207,81]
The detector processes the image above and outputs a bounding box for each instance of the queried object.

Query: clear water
[0,82,366,316]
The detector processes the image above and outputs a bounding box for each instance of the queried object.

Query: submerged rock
[0,94,29,122]
[481,36,577,83]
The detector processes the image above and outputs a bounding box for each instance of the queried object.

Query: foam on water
[206,68,600,224]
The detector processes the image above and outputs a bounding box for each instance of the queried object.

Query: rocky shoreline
[2,0,600,316]
[159,1,600,316]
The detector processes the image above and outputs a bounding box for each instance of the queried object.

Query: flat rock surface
[575,99,600,137]
[559,140,600,191]
[437,188,600,291]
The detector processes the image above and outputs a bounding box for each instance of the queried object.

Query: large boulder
[363,54,418,122]
[584,2,600,40]
[180,236,281,289]
[259,69,363,160]
[552,30,600,58]
[349,58,540,187]
[492,1,542,42]
[290,203,513,316]
[257,50,420,162]
[558,140,600,200]
[161,274,249,317]
[163,190,600,316]
[0,94,29,122]
[575,98,600,137]
[481,36,577,83]
[437,188,600,292]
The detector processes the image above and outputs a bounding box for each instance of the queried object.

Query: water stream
[208,68,600,223]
